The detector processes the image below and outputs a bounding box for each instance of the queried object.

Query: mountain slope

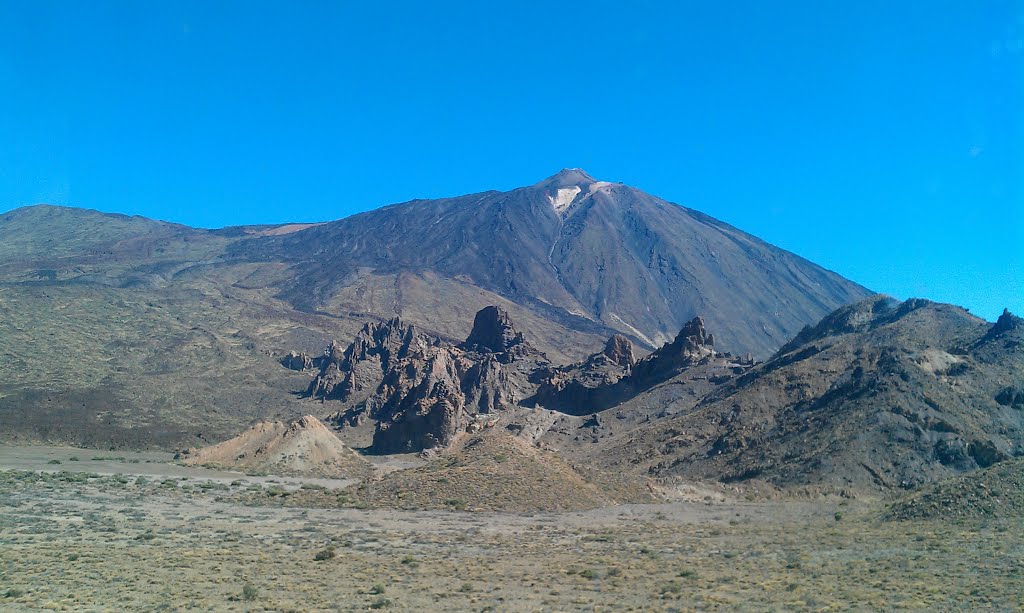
[595,296,1024,492]
[0,170,870,449]
[235,169,871,358]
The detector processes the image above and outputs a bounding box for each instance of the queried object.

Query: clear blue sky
[1,1,1021,320]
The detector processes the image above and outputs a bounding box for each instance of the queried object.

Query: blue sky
[1,1,1021,320]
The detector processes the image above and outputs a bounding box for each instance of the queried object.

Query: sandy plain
[0,446,1021,611]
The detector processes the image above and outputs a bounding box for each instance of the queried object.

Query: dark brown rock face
[629,316,716,384]
[460,305,527,356]
[281,351,314,371]
[308,319,428,405]
[529,320,744,416]
[602,334,636,368]
[302,306,549,453]
[369,347,471,453]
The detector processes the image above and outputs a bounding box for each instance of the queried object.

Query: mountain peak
[533,169,599,215]
[535,168,597,189]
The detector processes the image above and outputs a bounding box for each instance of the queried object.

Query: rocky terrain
[296,303,759,459]
[176,415,372,479]
[1,446,1021,611]
[887,456,1024,521]
[1,172,1021,612]
[0,170,870,450]
[594,296,1024,493]
[347,430,647,512]
[235,169,870,359]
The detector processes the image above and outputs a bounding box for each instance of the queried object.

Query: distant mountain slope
[235,169,871,358]
[596,297,1024,493]
[0,170,870,449]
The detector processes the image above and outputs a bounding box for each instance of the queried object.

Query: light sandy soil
[179,416,373,479]
[1,446,1021,611]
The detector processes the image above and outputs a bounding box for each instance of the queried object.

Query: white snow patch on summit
[548,186,581,213]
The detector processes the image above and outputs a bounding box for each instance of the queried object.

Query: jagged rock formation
[980,308,1023,345]
[459,305,527,357]
[305,306,551,453]
[176,415,372,478]
[530,317,746,415]
[306,309,750,452]
[308,319,431,407]
[602,334,637,368]
[598,296,1024,492]
[628,316,717,384]
[530,334,639,415]
[280,351,318,371]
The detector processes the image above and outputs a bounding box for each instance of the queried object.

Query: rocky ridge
[596,296,1024,492]
[308,306,550,453]
[529,316,754,415]
[300,306,753,454]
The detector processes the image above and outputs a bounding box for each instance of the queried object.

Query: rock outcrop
[369,309,549,452]
[459,305,529,359]
[602,334,636,368]
[307,319,430,406]
[628,316,716,384]
[599,296,1024,493]
[981,308,1023,344]
[530,318,746,415]
[301,306,550,453]
[281,351,317,371]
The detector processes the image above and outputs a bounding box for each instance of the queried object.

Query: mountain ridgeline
[231,169,870,358]
[4,169,1019,500]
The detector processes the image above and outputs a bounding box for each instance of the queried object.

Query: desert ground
[1,447,1020,612]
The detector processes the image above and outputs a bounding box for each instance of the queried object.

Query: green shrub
[242,584,258,601]
[314,546,336,561]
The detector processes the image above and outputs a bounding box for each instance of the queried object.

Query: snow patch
[548,186,581,213]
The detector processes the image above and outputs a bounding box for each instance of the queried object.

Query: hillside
[236,169,870,358]
[0,170,870,449]
[887,457,1024,520]
[177,415,372,478]
[347,430,649,511]
[595,296,1024,493]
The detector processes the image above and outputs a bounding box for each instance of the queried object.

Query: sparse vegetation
[242,584,258,601]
